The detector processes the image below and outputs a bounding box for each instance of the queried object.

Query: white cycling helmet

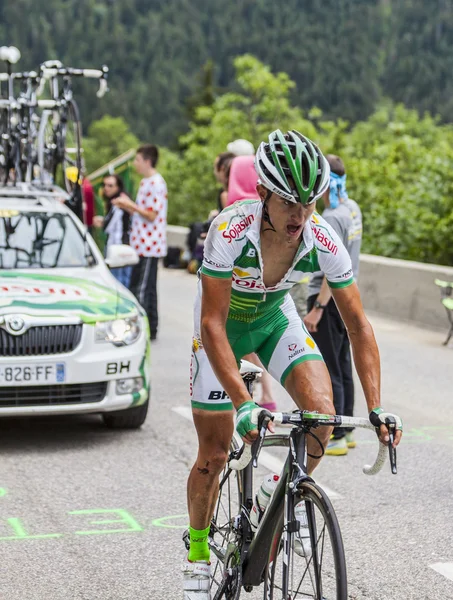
[255,129,330,205]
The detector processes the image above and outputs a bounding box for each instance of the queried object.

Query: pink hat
[227,155,260,206]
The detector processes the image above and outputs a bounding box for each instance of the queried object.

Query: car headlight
[95,314,141,346]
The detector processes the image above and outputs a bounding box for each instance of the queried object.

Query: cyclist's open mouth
[286,224,302,237]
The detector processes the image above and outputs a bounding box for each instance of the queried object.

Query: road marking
[430,563,453,582]
[172,406,342,499]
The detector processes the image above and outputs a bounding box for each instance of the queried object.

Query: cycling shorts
[190,294,323,411]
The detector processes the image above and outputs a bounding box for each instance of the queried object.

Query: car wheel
[103,397,149,429]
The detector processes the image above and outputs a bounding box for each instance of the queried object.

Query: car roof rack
[0,182,70,201]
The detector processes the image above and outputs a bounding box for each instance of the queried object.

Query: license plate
[0,363,65,385]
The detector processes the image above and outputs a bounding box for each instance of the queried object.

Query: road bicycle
[0,58,108,191]
[0,70,41,184]
[200,362,398,600]
[37,61,108,192]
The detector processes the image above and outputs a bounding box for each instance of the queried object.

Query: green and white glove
[369,407,403,433]
[235,401,259,439]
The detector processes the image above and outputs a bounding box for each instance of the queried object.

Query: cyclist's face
[257,184,315,240]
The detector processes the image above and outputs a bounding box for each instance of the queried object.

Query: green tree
[165,55,318,226]
[82,115,140,172]
[340,104,453,265]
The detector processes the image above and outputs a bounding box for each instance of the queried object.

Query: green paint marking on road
[0,488,7,497]
[0,518,63,540]
[151,514,189,529]
[69,509,144,535]
[358,426,453,444]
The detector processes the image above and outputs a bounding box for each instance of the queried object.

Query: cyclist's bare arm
[200,274,252,410]
[332,282,402,447]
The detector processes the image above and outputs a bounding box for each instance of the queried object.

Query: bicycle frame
[232,426,310,589]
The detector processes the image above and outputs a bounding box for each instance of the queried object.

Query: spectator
[93,174,132,288]
[213,152,235,212]
[226,155,260,206]
[112,144,168,342]
[304,154,363,456]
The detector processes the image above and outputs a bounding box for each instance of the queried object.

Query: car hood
[0,268,138,323]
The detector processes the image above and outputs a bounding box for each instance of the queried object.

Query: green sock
[188,525,210,562]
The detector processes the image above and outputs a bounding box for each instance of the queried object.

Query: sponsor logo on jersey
[222,215,254,243]
[233,267,251,277]
[217,221,228,231]
[312,227,338,255]
[204,257,226,269]
[340,269,353,279]
[246,248,256,257]
[232,272,264,290]
[288,343,297,351]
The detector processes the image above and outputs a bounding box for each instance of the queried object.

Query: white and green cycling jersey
[201,199,354,320]
[190,199,354,411]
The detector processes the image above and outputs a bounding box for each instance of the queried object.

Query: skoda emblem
[7,316,26,335]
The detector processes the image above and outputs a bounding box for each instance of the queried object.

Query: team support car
[0,183,151,428]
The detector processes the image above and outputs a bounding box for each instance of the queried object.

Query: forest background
[1,0,453,265]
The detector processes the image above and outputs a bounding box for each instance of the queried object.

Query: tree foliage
[82,55,452,267]
[163,58,453,267]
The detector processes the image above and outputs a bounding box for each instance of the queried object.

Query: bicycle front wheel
[209,435,243,600]
[264,480,347,600]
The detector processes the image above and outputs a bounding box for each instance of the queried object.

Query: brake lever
[251,411,273,468]
[385,417,398,475]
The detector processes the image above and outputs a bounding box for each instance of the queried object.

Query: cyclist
[184,129,403,599]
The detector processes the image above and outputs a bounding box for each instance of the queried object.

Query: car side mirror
[105,244,139,269]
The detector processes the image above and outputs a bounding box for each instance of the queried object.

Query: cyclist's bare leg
[284,360,334,474]
[187,409,234,529]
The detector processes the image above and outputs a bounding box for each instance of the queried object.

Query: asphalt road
[0,267,452,600]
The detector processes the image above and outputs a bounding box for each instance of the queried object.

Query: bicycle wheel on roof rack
[0,110,11,184]
[37,108,59,184]
[60,99,82,193]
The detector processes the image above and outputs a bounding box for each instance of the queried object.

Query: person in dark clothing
[93,174,132,287]
[304,154,363,456]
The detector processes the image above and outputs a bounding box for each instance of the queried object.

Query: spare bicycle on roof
[0,47,108,195]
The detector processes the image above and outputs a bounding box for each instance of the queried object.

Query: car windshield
[0,209,96,269]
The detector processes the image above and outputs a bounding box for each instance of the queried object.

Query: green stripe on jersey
[201,266,232,279]
[328,278,354,289]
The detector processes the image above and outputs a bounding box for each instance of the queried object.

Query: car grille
[0,325,83,356]
[0,382,107,407]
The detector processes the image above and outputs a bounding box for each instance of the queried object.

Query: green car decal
[0,271,137,323]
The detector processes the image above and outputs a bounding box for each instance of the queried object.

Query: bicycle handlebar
[229,412,397,476]
[38,64,109,98]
